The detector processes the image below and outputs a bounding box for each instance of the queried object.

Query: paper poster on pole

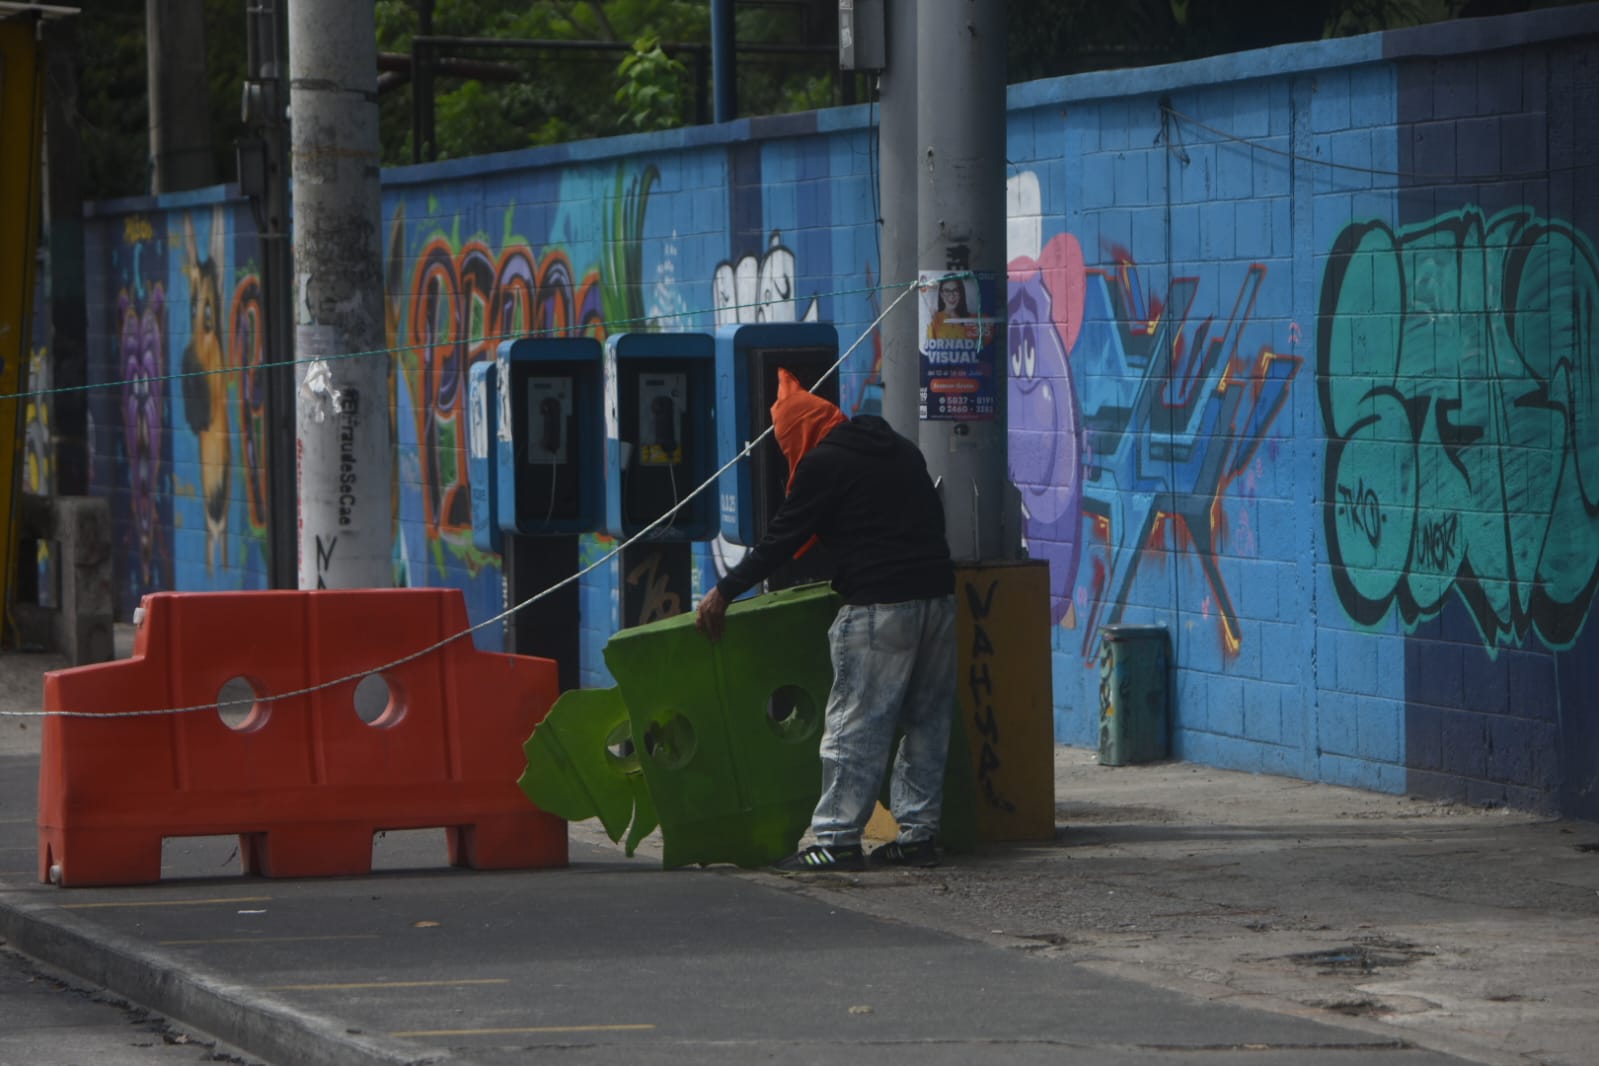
[918,271,1000,421]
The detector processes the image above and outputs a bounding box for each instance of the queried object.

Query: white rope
[1,277,942,722]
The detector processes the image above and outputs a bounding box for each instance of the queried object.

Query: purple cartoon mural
[1007,232,1086,625]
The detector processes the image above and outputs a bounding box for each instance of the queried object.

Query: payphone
[714,322,841,545]
[714,323,841,590]
[604,333,717,541]
[467,359,503,554]
[495,336,604,535]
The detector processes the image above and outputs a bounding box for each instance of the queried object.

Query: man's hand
[695,586,730,641]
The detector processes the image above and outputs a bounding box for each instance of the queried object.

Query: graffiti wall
[83,197,273,613]
[87,210,172,611]
[25,274,55,606]
[68,7,1599,817]
[1017,12,1598,816]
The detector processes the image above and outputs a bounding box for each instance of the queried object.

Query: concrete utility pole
[876,0,917,439]
[915,0,1012,561]
[288,0,393,589]
[146,0,215,192]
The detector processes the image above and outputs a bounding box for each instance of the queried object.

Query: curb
[0,886,472,1066]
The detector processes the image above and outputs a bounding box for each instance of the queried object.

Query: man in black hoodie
[696,370,956,872]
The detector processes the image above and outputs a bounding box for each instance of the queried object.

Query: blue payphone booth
[714,322,841,547]
[493,337,604,536]
[467,359,503,554]
[603,333,718,541]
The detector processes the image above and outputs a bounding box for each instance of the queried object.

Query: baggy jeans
[812,595,957,847]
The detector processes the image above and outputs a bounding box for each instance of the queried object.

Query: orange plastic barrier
[37,588,567,886]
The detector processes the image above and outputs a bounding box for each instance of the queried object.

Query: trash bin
[1097,625,1169,766]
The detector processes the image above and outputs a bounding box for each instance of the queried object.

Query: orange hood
[771,368,846,494]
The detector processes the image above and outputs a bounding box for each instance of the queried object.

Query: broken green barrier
[518,685,659,856]
[520,581,977,868]
[603,582,841,869]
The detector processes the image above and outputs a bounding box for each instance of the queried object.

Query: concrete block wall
[71,5,1599,817]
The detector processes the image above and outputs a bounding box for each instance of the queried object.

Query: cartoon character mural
[24,343,50,499]
[1004,166,1297,649]
[1007,231,1086,624]
[179,209,231,574]
[228,264,270,538]
[1320,206,1599,652]
[115,229,168,599]
[25,290,53,603]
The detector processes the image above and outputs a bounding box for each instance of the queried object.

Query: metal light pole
[147,0,215,192]
[711,0,735,122]
[240,0,297,590]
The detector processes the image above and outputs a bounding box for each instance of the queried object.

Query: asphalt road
[1,811,1473,1066]
[1,941,265,1066]
[4,636,1598,1066]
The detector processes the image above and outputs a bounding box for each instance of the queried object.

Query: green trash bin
[1097,625,1169,766]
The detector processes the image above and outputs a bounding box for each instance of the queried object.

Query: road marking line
[269,978,510,991]
[159,934,381,946]
[394,1024,655,1038]
[61,895,274,910]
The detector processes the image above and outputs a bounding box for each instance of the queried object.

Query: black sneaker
[869,838,940,868]
[772,844,865,872]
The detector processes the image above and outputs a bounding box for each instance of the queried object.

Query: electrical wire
[0,280,910,407]
[1160,103,1595,184]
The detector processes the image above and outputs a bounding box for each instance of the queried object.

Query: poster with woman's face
[918,272,999,421]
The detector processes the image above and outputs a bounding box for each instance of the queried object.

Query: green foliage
[1004,0,1557,80]
[615,36,688,133]
[1324,0,1465,37]
[75,0,249,201]
[377,0,714,162]
[72,0,1585,198]
[77,2,150,200]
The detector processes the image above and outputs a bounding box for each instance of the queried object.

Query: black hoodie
[716,416,954,605]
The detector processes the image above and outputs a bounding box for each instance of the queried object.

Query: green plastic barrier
[520,581,977,868]
[603,582,841,869]
[518,686,659,856]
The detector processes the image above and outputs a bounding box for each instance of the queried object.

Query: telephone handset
[526,376,572,465]
[636,373,685,466]
[539,395,563,456]
[651,394,678,457]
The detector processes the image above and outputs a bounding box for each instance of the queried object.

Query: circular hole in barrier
[640,711,696,770]
[765,684,819,743]
[353,673,396,727]
[216,676,266,732]
[604,720,641,773]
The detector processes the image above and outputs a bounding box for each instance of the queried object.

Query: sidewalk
[2,638,1598,1065]
[850,748,1599,1066]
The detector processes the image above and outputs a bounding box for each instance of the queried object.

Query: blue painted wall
[75,5,1599,817]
